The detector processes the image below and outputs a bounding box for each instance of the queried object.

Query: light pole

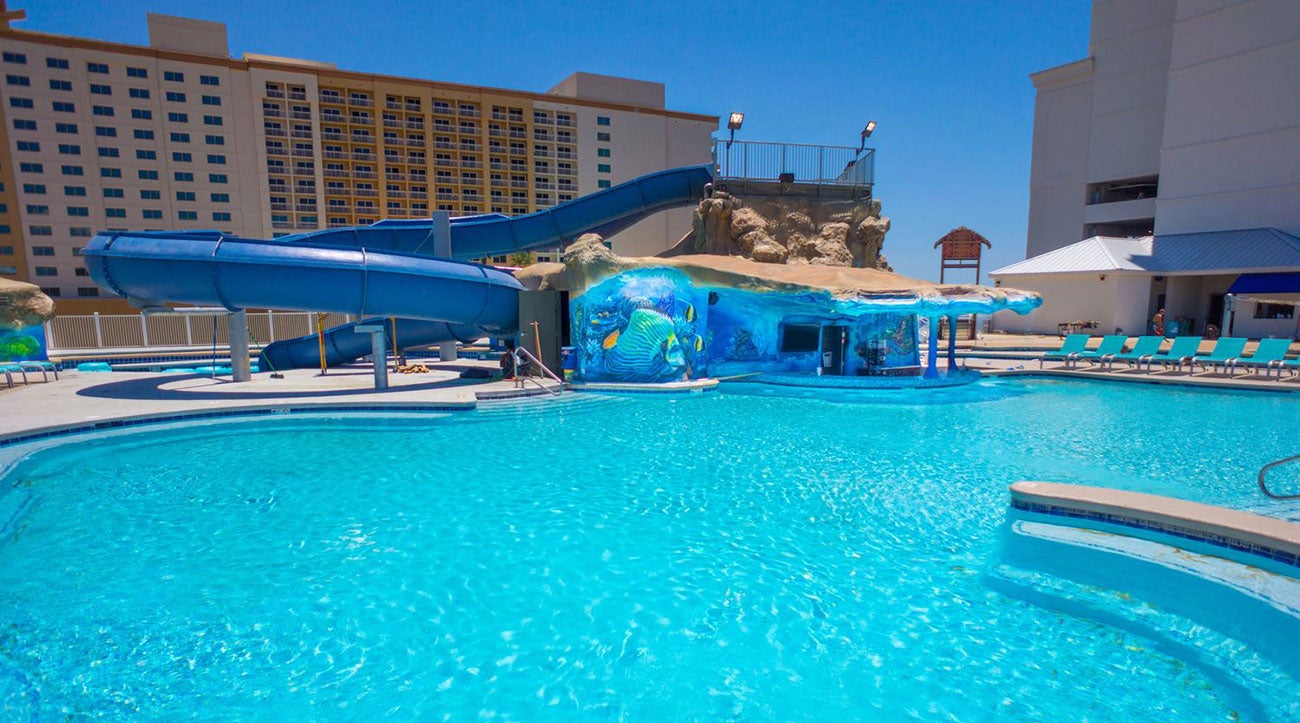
[858,120,877,153]
[726,112,745,149]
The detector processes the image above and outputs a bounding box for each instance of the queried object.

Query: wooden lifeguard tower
[934,227,992,340]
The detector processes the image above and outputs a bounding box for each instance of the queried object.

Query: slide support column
[946,314,958,373]
[227,310,251,382]
[925,315,939,379]
[354,324,389,390]
[438,341,458,362]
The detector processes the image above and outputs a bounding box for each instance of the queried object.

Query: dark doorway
[821,325,848,375]
[1207,294,1226,333]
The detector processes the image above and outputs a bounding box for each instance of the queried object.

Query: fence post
[267,310,275,341]
[43,320,54,351]
[185,315,193,346]
[93,312,104,348]
[140,313,149,346]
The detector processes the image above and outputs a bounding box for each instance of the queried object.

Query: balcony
[435,158,454,167]
[292,166,315,176]
[319,94,344,105]
[406,156,426,165]
[265,128,287,137]
[265,89,286,99]
[322,150,347,159]
[508,130,526,140]
[263,108,284,118]
[288,91,307,101]
[410,191,428,200]
[533,132,554,142]
[353,205,377,213]
[534,149,551,158]
[459,142,480,151]
[460,160,481,169]
[406,120,424,130]
[405,103,421,112]
[510,180,527,189]
[270,202,290,211]
[490,177,507,187]
[458,108,481,118]
[266,146,288,156]
[348,115,373,126]
[555,150,575,159]
[294,203,317,212]
[488,128,506,138]
[385,101,404,111]
[354,189,378,197]
[383,118,402,129]
[353,170,378,179]
[292,149,315,157]
[291,111,312,120]
[323,169,349,178]
[348,96,373,107]
[385,173,405,181]
[555,118,573,127]
[432,105,453,116]
[534,181,555,190]
[405,138,424,147]
[291,130,313,139]
[436,192,457,201]
[352,152,377,162]
[388,190,407,199]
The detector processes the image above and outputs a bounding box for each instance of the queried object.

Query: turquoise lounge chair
[1142,336,1203,372]
[1039,334,1092,368]
[1191,337,1249,375]
[1235,338,1294,378]
[1278,356,1300,378]
[1069,335,1128,368]
[0,363,30,386]
[1103,336,1165,370]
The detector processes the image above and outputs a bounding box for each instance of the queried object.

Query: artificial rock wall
[683,192,892,269]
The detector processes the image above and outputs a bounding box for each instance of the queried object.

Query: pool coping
[568,378,719,394]
[988,367,1300,394]
[1009,481,1300,572]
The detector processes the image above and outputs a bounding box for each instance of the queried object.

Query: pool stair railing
[1260,454,1300,500]
[511,346,565,396]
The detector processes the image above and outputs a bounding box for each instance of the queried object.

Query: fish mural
[0,325,47,362]
[571,268,707,383]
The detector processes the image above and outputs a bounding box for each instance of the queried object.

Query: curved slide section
[84,164,713,370]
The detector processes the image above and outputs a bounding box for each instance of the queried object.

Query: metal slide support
[438,341,458,361]
[354,324,389,390]
[432,211,452,258]
[226,310,251,382]
[946,314,958,372]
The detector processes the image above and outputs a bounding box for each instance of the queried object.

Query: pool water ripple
[0,379,1297,719]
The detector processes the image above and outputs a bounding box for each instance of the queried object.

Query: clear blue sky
[17,0,1091,281]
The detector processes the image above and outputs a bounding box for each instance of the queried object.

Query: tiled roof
[991,228,1300,276]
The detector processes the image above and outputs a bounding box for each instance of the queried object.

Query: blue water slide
[83,164,713,370]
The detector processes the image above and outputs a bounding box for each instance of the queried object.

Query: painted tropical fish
[601,307,686,381]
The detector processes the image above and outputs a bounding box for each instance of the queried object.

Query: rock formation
[0,278,56,330]
[674,192,892,270]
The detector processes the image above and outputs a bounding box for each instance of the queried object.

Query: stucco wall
[990,272,1152,335]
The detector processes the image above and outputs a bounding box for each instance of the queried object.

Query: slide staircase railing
[1258,454,1300,499]
[513,346,564,396]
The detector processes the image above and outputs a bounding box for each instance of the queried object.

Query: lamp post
[858,120,877,153]
[726,112,744,149]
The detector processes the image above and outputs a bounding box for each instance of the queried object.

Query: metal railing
[512,346,564,395]
[44,311,356,351]
[713,140,874,195]
[1259,454,1300,499]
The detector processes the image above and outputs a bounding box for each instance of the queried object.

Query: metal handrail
[1259,454,1300,499]
[512,346,564,395]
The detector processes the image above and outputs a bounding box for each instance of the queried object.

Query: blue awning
[1229,272,1300,294]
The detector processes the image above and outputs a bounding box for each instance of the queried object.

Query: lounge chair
[1141,336,1203,373]
[0,363,30,386]
[1234,338,1294,378]
[1190,337,1249,375]
[1068,335,1128,368]
[1102,336,1165,370]
[1039,333,1092,368]
[23,360,59,380]
[1278,356,1300,378]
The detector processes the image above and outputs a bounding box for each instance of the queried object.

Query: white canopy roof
[991,228,1300,277]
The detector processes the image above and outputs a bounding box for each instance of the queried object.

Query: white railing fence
[45,311,356,352]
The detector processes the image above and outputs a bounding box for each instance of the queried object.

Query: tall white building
[994,0,1300,339]
[0,11,717,313]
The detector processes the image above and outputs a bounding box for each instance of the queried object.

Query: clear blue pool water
[1,378,1298,719]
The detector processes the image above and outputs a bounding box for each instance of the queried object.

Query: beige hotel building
[0,11,717,313]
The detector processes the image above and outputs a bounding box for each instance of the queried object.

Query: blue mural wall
[0,324,48,362]
[570,268,920,382]
[570,268,707,383]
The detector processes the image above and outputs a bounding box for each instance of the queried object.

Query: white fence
[45,311,357,351]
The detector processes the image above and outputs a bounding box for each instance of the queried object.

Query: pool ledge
[569,379,719,394]
[1010,481,1300,570]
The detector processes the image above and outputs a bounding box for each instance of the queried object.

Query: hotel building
[0,10,717,312]
[993,0,1300,339]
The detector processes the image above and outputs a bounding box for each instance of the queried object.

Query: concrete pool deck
[0,360,563,440]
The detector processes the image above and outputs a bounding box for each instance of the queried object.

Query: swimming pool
[1,379,1297,718]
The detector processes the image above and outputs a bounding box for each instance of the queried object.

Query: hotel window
[176,191,196,201]
[87,62,109,74]
[18,163,42,173]
[95,126,116,137]
[200,75,219,86]
[164,71,184,82]
[178,211,198,220]
[9,97,32,108]
[209,173,228,184]
[49,79,71,91]
[138,170,158,180]
[77,287,100,297]
[1254,303,1295,320]
[26,205,50,215]
[136,149,156,160]
[98,147,119,158]
[52,101,74,112]
[165,91,186,103]
[127,67,147,78]
[89,84,111,95]
[46,57,69,69]
[140,189,160,200]
[61,165,84,175]
[64,186,86,196]
[58,143,80,154]
[211,193,229,203]
[2,52,25,64]
[598,163,610,173]
[75,268,89,277]
[598,180,611,189]
[133,129,154,140]
[32,246,54,256]
[92,105,113,116]
[174,172,194,182]
[28,226,53,236]
[129,88,149,99]
[67,206,89,217]
[170,132,190,143]
[103,188,124,198]
[207,154,226,164]
[596,116,610,126]
[5,74,30,86]
[597,132,610,142]
[55,124,77,135]
[12,119,36,131]
[101,168,121,178]
[21,183,45,194]
[35,267,57,276]
[131,109,152,120]
[168,112,188,123]
[205,135,224,146]
[201,95,220,106]
[203,115,223,126]
[172,152,192,163]
[213,211,231,222]
[70,227,92,238]
[597,148,610,157]
[105,208,126,218]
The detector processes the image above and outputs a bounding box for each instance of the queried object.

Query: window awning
[1229,272,1300,305]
